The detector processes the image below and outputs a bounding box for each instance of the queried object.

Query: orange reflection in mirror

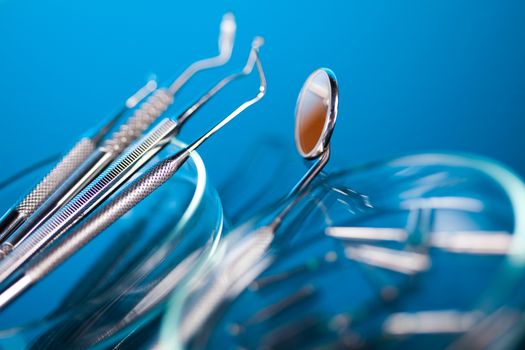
[298,96,327,155]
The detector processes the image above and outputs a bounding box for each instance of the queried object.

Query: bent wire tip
[125,78,158,109]
[0,40,269,311]
[241,36,265,75]
[254,51,267,96]
[253,36,265,49]
[221,12,236,32]
[220,12,236,50]
[186,43,267,155]
[176,38,265,126]
[169,13,238,95]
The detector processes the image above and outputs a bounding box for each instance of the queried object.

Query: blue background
[0,0,524,194]
[0,1,524,344]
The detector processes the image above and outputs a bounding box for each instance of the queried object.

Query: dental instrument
[178,68,339,342]
[0,42,265,307]
[0,13,236,256]
[0,78,157,243]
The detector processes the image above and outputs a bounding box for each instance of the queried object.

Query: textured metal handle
[16,138,95,217]
[0,120,178,283]
[102,89,173,154]
[28,154,188,279]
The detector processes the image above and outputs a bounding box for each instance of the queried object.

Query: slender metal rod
[0,48,262,292]
[0,45,266,307]
[0,14,237,255]
[168,13,236,95]
[0,37,261,263]
[0,79,157,248]
[168,70,339,347]
[187,49,265,153]
[270,147,330,231]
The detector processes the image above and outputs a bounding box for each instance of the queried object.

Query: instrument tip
[252,36,265,49]
[221,13,236,35]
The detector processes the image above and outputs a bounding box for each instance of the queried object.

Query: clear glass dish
[0,140,224,349]
[158,152,525,350]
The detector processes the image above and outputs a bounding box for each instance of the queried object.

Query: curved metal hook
[168,13,237,95]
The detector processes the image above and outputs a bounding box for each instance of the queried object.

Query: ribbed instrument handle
[16,138,95,217]
[102,89,173,154]
[27,155,187,279]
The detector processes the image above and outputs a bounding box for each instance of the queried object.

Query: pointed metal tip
[221,13,236,35]
[252,36,265,49]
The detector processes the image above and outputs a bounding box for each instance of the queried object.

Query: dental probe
[0,40,264,289]
[0,13,236,256]
[0,78,157,243]
[0,46,266,310]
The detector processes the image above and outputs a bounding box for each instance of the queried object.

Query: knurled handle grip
[102,89,173,154]
[27,155,187,279]
[16,138,95,217]
[0,120,179,283]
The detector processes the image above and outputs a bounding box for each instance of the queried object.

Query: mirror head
[295,68,338,160]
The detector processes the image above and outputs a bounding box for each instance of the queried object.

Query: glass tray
[157,152,525,350]
[0,140,224,349]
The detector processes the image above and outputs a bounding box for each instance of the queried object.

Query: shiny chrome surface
[0,14,237,256]
[0,119,178,284]
[0,42,266,308]
[165,68,339,346]
[0,80,158,246]
[295,68,338,160]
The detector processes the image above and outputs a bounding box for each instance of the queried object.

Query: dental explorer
[0,45,266,310]
[0,37,260,284]
[0,78,157,243]
[0,13,236,256]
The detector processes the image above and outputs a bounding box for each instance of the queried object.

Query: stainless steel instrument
[0,78,157,245]
[173,68,339,343]
[0,42,266,309]
[0,13,236,256]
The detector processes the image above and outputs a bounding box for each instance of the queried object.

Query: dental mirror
[295,68,338,160]
[156,68,339,345]
[168,69,340,344]
[288,68,338,199]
